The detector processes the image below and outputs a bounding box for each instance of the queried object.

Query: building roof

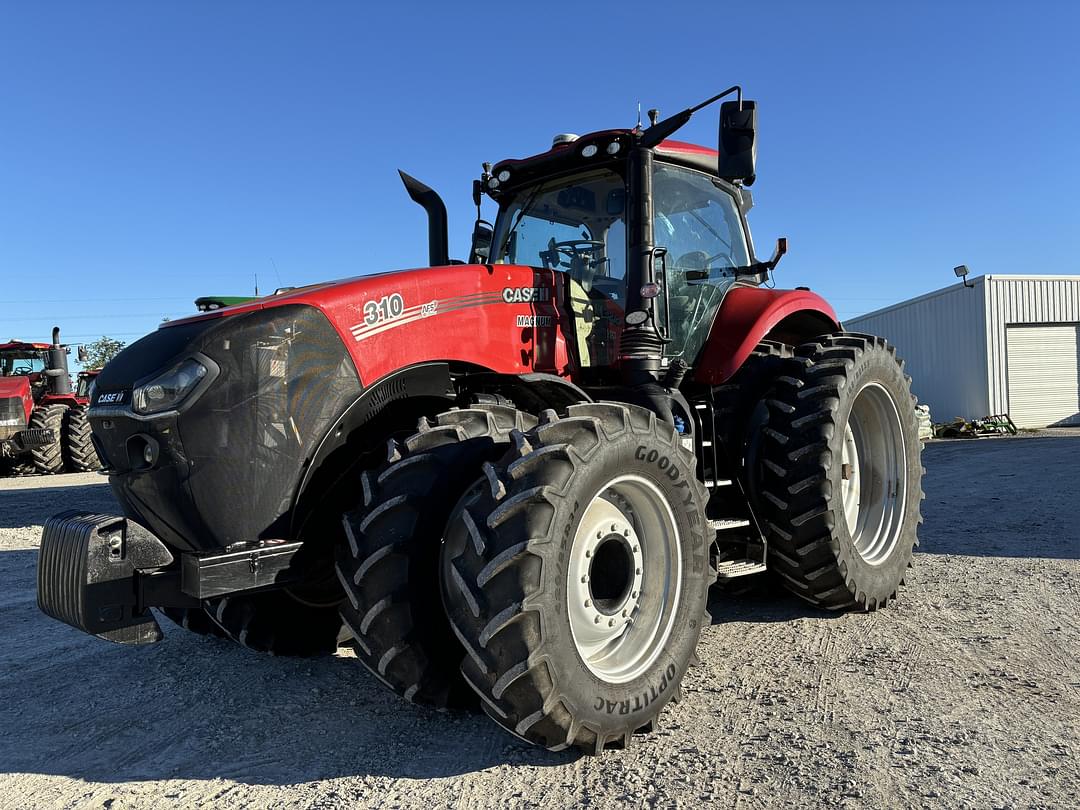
[847,274,1080,323]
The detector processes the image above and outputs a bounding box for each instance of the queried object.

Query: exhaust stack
[398,170,450,267]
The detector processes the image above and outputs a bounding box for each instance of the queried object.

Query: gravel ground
[1,437,1077,809]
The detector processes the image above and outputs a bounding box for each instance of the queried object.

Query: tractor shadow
[0,546,575,787]
[0,476,115,530]
[706,577,840,625]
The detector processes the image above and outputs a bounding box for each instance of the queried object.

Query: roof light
[639,283,661,299]
[487,177,500,190]
[552,133,579,147]
[606,141,621,155]
[581,144,598,158]
[497,170,510,183]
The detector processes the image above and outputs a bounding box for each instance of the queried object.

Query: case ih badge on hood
[37,86,924,757]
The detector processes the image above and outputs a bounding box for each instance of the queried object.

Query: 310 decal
[363,293,406,326]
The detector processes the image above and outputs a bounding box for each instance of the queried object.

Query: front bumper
[37,511,303,645]
[37,512,174,645]
[13,427,55,450]
[0,427,54,455]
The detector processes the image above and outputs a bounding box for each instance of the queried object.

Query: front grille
[0,397,24,441]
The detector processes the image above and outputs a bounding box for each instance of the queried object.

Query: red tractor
[38,88,923,754]
[0,328,101,475]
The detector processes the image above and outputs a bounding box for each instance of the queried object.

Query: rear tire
[335,405,536,708]
[29,404,66,475]
[62,405,102,472]
[441,403,710,754]
[754,333,924,610]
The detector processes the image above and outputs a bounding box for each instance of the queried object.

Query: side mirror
[717,100,757,185]
[770,237,787,268]
[77,345,88,364]
[470,220,494,264]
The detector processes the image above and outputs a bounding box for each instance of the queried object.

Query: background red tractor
[38,87,923,754]
[0,328,102,475]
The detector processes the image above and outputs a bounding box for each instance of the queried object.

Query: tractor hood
[0,376,33,423]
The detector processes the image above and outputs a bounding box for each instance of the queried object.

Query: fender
[694,286,839,384]
[290,362,457,532]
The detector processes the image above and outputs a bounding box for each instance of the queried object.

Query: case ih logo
[502,287,550,303]
[96,391,125,405]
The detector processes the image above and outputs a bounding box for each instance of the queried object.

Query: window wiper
[503,185,545,254]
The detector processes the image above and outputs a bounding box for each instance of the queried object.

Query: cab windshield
[491,169,628,367]
[0,351,47,376]
[653,163,752,361]
[491,169,627,303]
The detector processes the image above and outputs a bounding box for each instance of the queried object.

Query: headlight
[132,358,208,415]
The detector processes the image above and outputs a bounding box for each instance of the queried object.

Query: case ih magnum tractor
[38,88,923,754]
[0,328,101,475]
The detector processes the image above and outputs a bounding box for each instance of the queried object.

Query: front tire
[29,404,66,475]
[755,333,924,610]
[335,405,536,708]
[441,403,710,754]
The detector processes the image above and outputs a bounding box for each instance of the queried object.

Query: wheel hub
[568,506,644,638]
[839,381,908,566]
[566,475,681,684]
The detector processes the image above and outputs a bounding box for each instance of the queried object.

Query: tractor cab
[471,88,787,388]
[0,343,50,370]
[0,342,50,383]
[484,136,758,369]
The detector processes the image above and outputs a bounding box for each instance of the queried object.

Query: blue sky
[2,1,1077,364]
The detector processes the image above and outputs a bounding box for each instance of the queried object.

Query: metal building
[844,275,1080,428]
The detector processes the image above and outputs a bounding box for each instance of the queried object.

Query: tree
[81,336,126,369]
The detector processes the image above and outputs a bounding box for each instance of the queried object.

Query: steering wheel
[12,365,32,375]
[543,238,606,292]
[541,238,605,269]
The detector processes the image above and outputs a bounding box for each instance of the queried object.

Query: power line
[0,296,194,304]
[1,312,190,322]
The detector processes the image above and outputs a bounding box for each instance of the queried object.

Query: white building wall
[845,280,989,421]
[984,276,1080,414]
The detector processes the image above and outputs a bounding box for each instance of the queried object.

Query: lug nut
[584,599,591,607]
[636,567,642,575]
[608,618,616,627]
[594,616,601,624]
[581,575,589,583]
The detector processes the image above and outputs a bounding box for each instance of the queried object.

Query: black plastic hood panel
[90,305,362,552]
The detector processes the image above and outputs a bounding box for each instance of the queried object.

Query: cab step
[704,478,733,488]
[709,518,750,532]
[715,559,768,579]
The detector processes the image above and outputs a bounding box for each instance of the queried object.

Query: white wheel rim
[566,474,682,684]
[840,382,908,565]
